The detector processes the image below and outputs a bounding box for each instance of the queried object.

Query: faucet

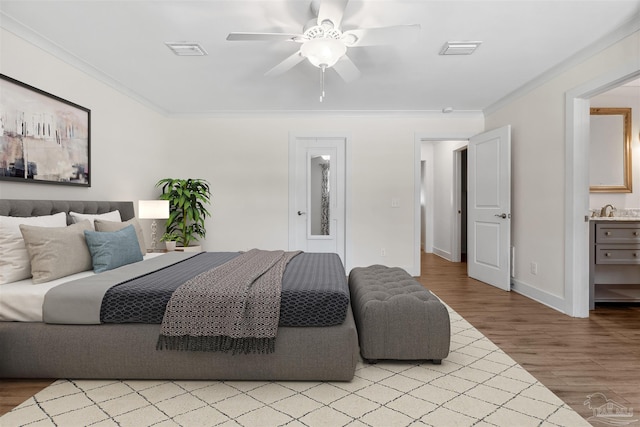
[600,204,616,217]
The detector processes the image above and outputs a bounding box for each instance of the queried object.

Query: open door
[468,126,511,291]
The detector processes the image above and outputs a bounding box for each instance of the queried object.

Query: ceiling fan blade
[264,50,306,77]
[343,24,420,47]
[316,0,349,29]
[332,55,361,82]
[226,32,304,42]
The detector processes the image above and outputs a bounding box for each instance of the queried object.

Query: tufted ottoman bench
[348,265,450,364]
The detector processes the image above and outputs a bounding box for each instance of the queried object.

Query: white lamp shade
[301,38,347,68]
[138,200,170,219]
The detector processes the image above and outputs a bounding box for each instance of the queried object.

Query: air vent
[439,41,482,56]
[165,42,207,56]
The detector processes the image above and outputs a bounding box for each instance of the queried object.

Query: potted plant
[156,178,212,251]
[160,231,180,251]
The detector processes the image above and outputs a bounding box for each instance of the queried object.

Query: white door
[468,126,511,291]
[288,135,346,264]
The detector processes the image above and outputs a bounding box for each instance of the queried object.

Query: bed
[0,199,359,381]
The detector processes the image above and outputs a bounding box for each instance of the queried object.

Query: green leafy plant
[156,178,212,248]
[160,231,180,242]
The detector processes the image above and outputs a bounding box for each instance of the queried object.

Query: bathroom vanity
[589,219,640,309]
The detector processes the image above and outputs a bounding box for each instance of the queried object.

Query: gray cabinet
[589,221,640,308]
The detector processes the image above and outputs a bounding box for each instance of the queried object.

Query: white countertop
[589,208,640,221]
[590,217,640,221]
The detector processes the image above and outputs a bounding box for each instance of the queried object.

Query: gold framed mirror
[589,107,632,193]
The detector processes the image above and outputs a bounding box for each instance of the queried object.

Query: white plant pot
[176,244,202,253]
[165,241,177,251]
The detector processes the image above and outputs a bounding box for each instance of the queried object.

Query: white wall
[0,29,170,205]
[485,31,640,312]
[0,29,172,244]
[1,27,485,274]
[5,20,635,294]
[589,84,640,210]
[165,115,483,273]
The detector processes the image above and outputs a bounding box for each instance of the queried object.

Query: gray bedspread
[44,252,349,327]
[43,252,197,324]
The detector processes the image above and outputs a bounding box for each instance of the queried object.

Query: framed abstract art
[0,74,90,187]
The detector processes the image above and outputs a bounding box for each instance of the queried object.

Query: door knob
[494,213,507,219]
[297,211,306,216]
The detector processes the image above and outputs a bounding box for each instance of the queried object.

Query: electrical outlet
[530,262,538,275]
[381,248,386,257]
[391,198,400,208]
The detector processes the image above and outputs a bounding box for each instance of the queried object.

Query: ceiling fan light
[301,38,346,68]
[320,19,334,31]
[342,33,358,46]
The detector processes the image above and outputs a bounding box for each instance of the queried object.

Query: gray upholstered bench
[348,265,450,364]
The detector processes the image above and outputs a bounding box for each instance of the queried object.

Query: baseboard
[432,247,452,261]
[511,278,566,314]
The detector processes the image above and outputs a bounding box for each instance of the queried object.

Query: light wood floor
[1,253,638,424]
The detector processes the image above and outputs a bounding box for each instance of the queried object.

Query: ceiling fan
[226,0,420,101]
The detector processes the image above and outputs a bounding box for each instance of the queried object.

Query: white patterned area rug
[2,308,590,427]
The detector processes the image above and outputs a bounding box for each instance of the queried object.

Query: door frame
[414,133,477,276]
[565,64,640,317]
[289,131,352,271]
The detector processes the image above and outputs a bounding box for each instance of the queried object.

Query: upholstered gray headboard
[0,200,135,225]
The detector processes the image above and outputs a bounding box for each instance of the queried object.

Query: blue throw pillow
[84,225,144,273]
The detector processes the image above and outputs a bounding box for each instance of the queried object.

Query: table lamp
[138,200,170,251]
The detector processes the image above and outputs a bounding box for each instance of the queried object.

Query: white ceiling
[1,0,639,115]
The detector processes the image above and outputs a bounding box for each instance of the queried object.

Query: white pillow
[69,210,121,230]
[0,212,67,284]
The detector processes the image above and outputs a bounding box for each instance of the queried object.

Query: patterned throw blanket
[157,249,301,354]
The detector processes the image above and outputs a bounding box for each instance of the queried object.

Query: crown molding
[484,13,640,116]
[0,11,171,116]
[164,109,485,119]
[8,5,635,120]
[1,10,486,119]
[2,12,484,119]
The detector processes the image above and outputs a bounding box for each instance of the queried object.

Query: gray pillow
[84,225,144,273]
[94,218,146,255]
[19,220,93,284]
[69,210,121,230]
